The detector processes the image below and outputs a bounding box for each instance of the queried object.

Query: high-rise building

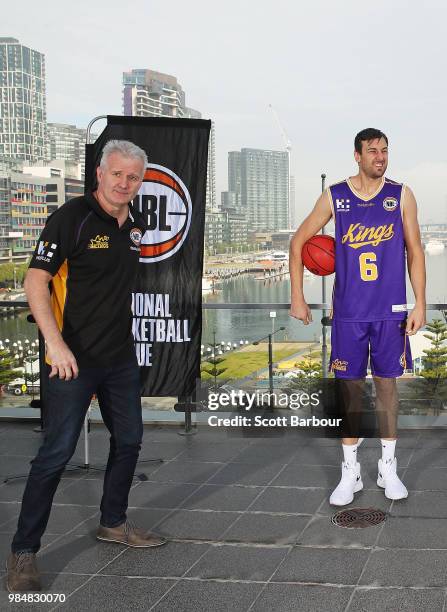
[0,37,47,162]
[47,123,93,178]
[122,68,216,212]
[123,69,186,118]
[227,148,289,231]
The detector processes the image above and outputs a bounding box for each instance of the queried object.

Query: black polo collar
[85,191,135,226]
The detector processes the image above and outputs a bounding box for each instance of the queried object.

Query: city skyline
[2,1,447,225]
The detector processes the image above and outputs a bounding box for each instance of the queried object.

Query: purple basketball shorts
[330,319,412,379]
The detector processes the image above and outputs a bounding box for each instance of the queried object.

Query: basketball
[302,235,335,276]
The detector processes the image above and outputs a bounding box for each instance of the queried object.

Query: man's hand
[46,341,79,380]
[290,299,313,325]
[406,305,426,335]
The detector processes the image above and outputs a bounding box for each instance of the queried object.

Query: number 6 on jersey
[359,252,378,281]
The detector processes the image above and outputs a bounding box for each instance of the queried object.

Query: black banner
[85,115,210,396]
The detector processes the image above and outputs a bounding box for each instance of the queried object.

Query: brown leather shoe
[96,520,167,548]
[6,552,41,592]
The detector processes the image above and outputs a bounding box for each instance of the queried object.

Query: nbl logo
[132,164,192,263]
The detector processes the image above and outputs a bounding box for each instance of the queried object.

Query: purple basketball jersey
[329,177,407,321]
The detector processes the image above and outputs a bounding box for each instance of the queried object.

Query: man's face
[354,137,388,179]
[96,152,145,208]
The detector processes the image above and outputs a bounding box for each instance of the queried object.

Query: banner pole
[320,173,329,378]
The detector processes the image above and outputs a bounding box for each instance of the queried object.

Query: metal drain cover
[331,507,387,529]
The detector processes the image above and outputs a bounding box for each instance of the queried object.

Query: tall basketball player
[289,128,426,505]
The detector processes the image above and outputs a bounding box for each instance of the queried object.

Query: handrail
[0,301,446,310]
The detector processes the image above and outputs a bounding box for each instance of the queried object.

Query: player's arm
[289,190,332,324]
[402,186,426,335]
[24,268,79,380]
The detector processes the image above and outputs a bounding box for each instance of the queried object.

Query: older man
[6,140,166,593]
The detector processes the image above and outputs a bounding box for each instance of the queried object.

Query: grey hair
[100,139,148,170]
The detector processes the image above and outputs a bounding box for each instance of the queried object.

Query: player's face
[96,152,144,208]
[354,137,388,179]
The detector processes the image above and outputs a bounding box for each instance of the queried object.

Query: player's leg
[329,320,369,505]
[95,360,166,547]
[370,320,411,500]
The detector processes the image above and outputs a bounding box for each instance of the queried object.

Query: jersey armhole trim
[327,188,335,223]
[400,184,406,222]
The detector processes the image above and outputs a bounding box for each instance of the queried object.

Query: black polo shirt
[29,192,146,367]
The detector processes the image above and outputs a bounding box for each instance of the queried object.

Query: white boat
[271,251,289,262]
[425,240,445,254]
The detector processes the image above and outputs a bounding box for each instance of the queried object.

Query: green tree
[0,348,21,388]
[403,318,447,414]
[421,319,447,379]
[286,354,323,397]
[201,355,227,389]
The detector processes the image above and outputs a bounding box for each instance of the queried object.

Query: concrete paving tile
[61,575,177,611]
[186,544,288,581]
[101,541,209,577]
[410,448,447,468]
[249,487,326,514]
[147,460,224,484]
[299,516,382,548]
[180,484,262,511]
[348,586,445,612]
[152,579,262,612]
[378,516,447,549]
[271,464,340,488]
[318,490,392,516]
[404,467,447,491]
[155,509,240,541]
[38,533,127,574]
[360,549,447,587]
[129,482,200,509]
[252,584,353,612]
[273,546,370,584]
[391,491,447,518]
[0,573,90,610]
[224,514,310,545]
[208,462,285,486]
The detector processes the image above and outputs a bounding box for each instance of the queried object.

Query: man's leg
[7,371,97,592]
[370,319,411,500]
[11,372,98,553]
[373,375,408,500]
[329,320,369,506]
[95,360,165,547]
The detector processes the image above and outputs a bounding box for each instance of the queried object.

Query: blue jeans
[11,360,143,554]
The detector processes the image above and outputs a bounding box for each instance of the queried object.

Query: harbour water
[0,250,445,349]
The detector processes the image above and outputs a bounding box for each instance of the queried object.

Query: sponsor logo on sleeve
[35,241,57,263]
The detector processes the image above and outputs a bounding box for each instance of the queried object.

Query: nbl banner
[85,115,211,396]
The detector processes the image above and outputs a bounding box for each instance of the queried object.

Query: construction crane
[269,104,292,229]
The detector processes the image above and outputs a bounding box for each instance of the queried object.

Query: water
[202,249,447,345]
[1,251,445,348]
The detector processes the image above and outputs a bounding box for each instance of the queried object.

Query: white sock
[380,439,396,464]
[342,442,359,465]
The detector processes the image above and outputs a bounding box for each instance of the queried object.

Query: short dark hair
[354,128,388,154]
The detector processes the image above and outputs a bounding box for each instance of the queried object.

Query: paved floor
[0,423,447,611]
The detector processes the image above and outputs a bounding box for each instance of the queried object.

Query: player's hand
[406,305,426,335]
[46,341,79,380]
[290,299,313,325]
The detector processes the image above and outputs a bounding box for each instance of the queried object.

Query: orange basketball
[302,235,335,276]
